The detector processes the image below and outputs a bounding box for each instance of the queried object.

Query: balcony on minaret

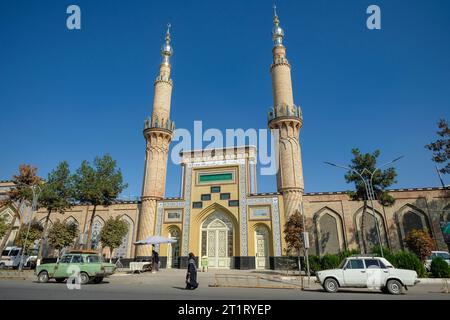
[144,116,175,132]
[267,103,302,123]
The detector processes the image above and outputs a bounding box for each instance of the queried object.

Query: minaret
[267,6,305,218]
[136,24,175,257]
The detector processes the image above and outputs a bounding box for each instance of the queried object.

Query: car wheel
[55,278,65,283]
[0,263,5,270]
[80,272,90,285]
[386,279,403,295]
[93,277,104,284]
[323,278,339,293]
[38,271,49,283]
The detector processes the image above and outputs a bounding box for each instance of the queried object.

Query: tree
[284,210,304,256]
[404,229,435,262]
[47,221,79,257]
[100,217,128,262]
[0,215,10,240]
[37,161,74,261]
[0,164,42,253]
[73,155,127,249]
[15,220,44,252]
[345,148,397,253]
[426,119,450,175]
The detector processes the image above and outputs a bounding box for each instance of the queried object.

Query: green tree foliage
[47,221,79,253]
[283,210,304,256]
[430,257,450,278]
[0,164,42,254]
[15,220,44,252]
[37,161,74,259]
[345,148,398,206]
[392,251,427,278]
[100,217,128,262]
[426,119,450,174]
[320,254,341,269]
[73,155,128,249]
[0,215,10,239]
[344,148,398,253]
[404,229,435,262]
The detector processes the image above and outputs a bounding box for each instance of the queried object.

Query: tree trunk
[85,205,97,249]
[0,215,16,253]
[109,248,113,263]
[361,200,367,254]
[37,210,52,262]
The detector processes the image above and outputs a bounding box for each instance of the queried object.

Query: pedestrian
[185,252,198,290]
[152,247,159,273]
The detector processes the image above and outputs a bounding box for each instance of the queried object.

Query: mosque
[1,9,449,269]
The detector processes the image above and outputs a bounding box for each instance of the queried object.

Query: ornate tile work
[182,164,193,256]
[247,197,282,256]
[155,201,185,252]
[238,164,248,256]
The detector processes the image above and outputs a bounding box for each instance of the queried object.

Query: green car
[35,250,116,284]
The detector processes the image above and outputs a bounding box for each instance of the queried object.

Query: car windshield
[338,259,347,269]
[437,252,450,260]
[86,255,102,263]
[8,250,20,256]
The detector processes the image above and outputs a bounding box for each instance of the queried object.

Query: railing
[268,104,302,122]
[144,116,175,131]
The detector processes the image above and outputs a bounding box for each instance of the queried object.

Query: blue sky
[0,0,449,199]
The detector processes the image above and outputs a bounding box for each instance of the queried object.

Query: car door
[343,259,367,287]
[54,255,72,278]
[364,259,387,288]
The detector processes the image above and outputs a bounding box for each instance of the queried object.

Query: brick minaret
[136,25,175,257]
[267,7,304,218]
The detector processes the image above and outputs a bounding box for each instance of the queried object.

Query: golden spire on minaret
[272,4,285,47]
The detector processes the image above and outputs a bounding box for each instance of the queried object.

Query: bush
[338,249,360,261]
[404,229,435,262]
[307,255,322,275]
[321,254,341,270]
[371,246,397,266]
[393,251,427,278]
[430,257,450,278]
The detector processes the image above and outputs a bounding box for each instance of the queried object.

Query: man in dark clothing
[152,248,159,273]
[185,252,198,290]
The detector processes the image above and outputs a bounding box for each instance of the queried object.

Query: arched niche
[354,206,388,253]
[313,207,345,255]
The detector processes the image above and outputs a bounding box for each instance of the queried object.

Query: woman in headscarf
[185,252,198,290]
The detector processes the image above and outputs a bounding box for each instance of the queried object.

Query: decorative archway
[91,216,105,250]
[166,225,181,268]
[114,214,134,258]
[313,207,345,255]
[354,206,388,253]
[253,224,270,269]
[200,209,235,269]
[396,204,432,249]
[440,205,450,250]
[0,206,20,247]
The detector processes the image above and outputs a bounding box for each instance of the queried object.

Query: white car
[425,251,450,271]
[316,256,419,294]
[0,246,36,269]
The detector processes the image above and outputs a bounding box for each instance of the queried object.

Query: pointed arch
[354,205,388,252]
[165,225,181,268]
[64,216,79,227]
[395,204,432,249]
[441,205,450,250]
[91,216,105,250]
[313,207,345,255]
[113,214,134,258]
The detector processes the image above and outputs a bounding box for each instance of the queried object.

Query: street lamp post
[18,183,42,271]
[324,156,404,258]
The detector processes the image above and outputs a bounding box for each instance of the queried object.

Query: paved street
[0,269,449,300]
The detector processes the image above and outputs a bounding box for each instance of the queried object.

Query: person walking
[152,247,159,273]
[185,252,198,290]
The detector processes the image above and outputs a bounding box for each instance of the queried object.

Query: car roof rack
[349,254,379,258]
[68,250,100,254]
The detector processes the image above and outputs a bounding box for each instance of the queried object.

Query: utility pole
[300,202,310,286]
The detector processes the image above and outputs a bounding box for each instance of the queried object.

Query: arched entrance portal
[201,212,233,268]
[167,227,181,268]
[254,226,269,269]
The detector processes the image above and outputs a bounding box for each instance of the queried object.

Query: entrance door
[167,229,180,268]
[255,228,269,269]
[204,219,231,268]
